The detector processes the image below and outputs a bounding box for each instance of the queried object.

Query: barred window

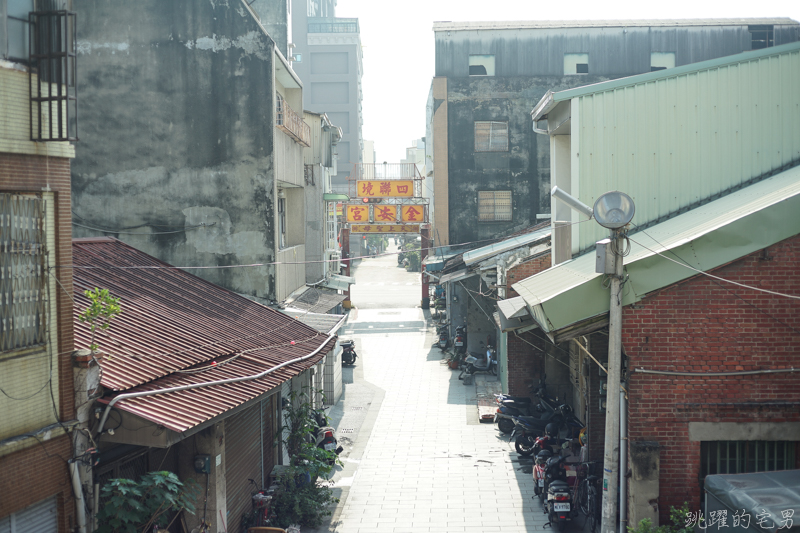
[474,121,508,152]
[1,193,48,352]
[700,441,795,479]
[478,191,512,222]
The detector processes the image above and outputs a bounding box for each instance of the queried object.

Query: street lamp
[552,188,635,533]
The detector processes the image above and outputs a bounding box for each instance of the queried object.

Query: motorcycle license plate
[455,341,463,346]
[324,443,336,451]
[554,503,570,512]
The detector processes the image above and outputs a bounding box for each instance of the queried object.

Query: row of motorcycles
[493,377,585,531]
[436,321,498,378]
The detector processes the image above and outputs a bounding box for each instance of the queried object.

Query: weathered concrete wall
[72,0,279,300]
[304,165,326,283]
[446,75,608,245]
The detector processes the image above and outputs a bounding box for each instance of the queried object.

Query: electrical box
[193,455,211,474]
[595,238,615,274]
[599,397,607,413]
[599,378,607,396]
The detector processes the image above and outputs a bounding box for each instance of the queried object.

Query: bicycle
[241,479,276,532]
[572,461,602,533]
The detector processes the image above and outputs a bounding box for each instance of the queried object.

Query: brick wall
[1,152,75,530]
[505,252,552,397]
[506,251,551,297]
[623,235,800,520]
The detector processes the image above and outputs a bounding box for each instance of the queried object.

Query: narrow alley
[310,244,561,533]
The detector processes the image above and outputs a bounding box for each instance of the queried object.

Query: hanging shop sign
[350,224,420,234]
[356,180,414,198]
[346,205,369,222]
[401,205,424,222]
[373,205,398,223]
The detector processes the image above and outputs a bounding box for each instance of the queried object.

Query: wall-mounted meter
[194,455,211,474]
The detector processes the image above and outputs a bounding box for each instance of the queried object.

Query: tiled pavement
[305,308,593,533]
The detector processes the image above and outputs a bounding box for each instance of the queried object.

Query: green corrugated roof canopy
[511,166,800,336]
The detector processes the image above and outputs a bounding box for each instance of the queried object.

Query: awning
[463,227,551,266]
[319,274,355,291]
[512,166,800,334]
[323,193,349,201]
[497,296,529,320]
[439,268,478,284]
[289,287,347,313]
[422,252,460,272]
[282,308,347,334]
[494,308,536,333]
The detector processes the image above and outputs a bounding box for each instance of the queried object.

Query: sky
[333,0,800,164]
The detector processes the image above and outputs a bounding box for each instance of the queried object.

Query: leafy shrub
[628,503,696,533]
[96,471,198,533]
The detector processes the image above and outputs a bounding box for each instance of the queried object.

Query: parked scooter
[532,448,553,501]
[458,343,497,379]
[310,409,343,464]
[543,455,572,531]
[340,339,357,365]
[436,321,450,350]
[510,407,583,456]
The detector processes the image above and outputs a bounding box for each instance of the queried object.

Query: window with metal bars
[0,193,48,352]
[478,191,512,222]
[700,441,796,483]
[29,9,78,142]
[474,121,508,152]
[749,25,774,50]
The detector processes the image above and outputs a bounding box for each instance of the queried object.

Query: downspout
[69,461,87,533]
[619,382,628,533]
[96,333,335,436]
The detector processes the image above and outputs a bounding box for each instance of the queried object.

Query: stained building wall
[434,21,800,245]
[71,0,280,300]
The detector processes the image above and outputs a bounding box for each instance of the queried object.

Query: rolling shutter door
[226,395,277,533]
[226,403,262,533]
[0,496,58,533]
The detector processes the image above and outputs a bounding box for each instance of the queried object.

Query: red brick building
[1,60,78,530]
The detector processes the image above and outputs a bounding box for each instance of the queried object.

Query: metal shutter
[0,496,57,533]
[226,398,277,533]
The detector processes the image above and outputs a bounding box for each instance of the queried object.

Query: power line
[72,221,215,235]
[628,235,800,301]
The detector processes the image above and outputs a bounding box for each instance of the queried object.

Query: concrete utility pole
[341,227,351,308]
[421,225,430,309]
[601,231,624,533]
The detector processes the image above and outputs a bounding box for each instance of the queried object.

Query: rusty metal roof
[287,287,346,313]
[73,238,337,432]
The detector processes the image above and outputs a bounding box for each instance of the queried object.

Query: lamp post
[551,187,635,533]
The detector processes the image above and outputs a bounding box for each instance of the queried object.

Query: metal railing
[275,94,310,147]
[307,18,359,34]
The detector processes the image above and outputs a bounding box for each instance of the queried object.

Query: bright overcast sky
[334,0,800,164]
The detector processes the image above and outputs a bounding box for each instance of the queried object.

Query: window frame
[478,190,513,222]
[474,121,509,153]
[564,53,589,75]
[468,54,495,77]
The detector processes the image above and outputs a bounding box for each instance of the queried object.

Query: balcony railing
[276,94,310,147]
[307,17,359,34]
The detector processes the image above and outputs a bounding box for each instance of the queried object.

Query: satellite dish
[593,191,635,229]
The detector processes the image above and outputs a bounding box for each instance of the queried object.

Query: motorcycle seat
[587,475,599,482]
[548,480,570,493]
[340,340,355,347]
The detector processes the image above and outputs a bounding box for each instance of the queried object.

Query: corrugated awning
[512,166,800,334]
[497,296,530,320]
[463,228,551,266]
[289,287,346,313]
[439,268,477,284]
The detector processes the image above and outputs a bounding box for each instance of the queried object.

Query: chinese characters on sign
[374,205,398,222]
[685,509,794,530]
[346,205,368,222]
[401,205,424,222]
[350,224,420,234]
[356,180,414,198]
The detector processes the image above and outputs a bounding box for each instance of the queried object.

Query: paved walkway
[307,308,589,533]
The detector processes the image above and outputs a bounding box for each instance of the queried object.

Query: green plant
[627,503,697,533]
[404,250,421,271]
[95,471,199,533]
[270,390,340,528]
[79,287,122,352]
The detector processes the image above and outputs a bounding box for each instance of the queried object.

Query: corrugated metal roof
[288,287,346,313]
[281,308,347,334]
[463,227,551,266]
[73,238,337,432]
[512,166,800,333]
[497,296,529,320]
[434,18,799,32]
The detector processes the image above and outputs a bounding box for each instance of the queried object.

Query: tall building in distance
[292,0,364,194]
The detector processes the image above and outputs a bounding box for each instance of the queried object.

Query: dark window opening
[7,0,35,62]
[700,440,795,491]
[469,65,487,76]
[576,63,589,74]
[749,25,774,49]
[651,66,667,72]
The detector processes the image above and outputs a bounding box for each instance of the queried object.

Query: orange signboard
[373,205,398,222]
[356,180,414,198]
[401,205,424,222]
[350,224,419,234]
[335,202,343,216]
[346,205,369,222]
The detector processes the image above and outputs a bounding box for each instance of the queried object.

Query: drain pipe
[619,382,628,533]
[96,334,335,436]
[69,461,87,533]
